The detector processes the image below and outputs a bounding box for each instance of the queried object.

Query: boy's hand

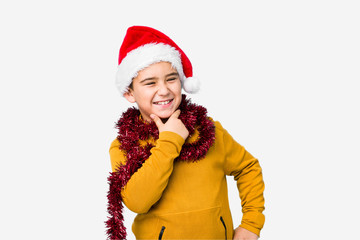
[233,226,259,240]
[150,110,189,140]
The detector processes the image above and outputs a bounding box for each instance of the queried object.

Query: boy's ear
[123,90,136,103]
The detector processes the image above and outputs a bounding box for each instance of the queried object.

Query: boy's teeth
[155,100,171,105]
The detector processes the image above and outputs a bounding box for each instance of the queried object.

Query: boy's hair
[127,82,133,91]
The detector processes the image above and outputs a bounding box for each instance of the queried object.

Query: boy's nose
[157,82,170,95]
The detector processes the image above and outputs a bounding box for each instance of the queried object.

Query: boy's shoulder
[212,119,237,143]
[212,119,226,133]
[110,138,120,150]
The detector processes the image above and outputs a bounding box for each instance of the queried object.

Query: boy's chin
[159,114,171,122]
[156,110,174,119]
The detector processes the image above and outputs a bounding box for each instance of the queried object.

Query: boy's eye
[167,78,177,82]
[145,82,155,86]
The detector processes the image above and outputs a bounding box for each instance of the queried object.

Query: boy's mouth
[153,99,173,105]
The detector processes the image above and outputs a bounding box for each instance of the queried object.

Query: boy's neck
[160,118,169,124]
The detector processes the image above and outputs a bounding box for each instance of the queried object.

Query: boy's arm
[109,131,185,214]
[217,122,265,237]
[109,110,188,214]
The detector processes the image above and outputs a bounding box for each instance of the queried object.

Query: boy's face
[124,61,182,122]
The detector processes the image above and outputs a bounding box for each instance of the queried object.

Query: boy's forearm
[237,156,265,236]
[121,131,184,213]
